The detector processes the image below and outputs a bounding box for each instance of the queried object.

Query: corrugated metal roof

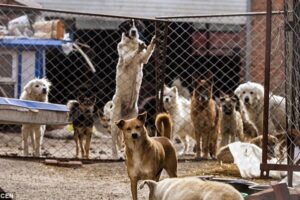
[15,0,42,8]
[35,0,247,19]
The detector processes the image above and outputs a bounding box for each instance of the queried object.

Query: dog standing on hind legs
[67,92,96,159]
[115,112,177,200]
[191,77,220,159]
[110,19,156,159]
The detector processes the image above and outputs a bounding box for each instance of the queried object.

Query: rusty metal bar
[260,0,272,178]
[155,21,169,121]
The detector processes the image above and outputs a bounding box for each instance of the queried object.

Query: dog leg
[30,131,35,152]
[84,128,93,159]
[111,103,122,159]
[73,129,79,158]
[34,126,41,156]
[178,135,189,155]
[40,125,46,150]
[220,132,229,148]
[194,130,202,159]
[130,177,138,200]
[21,125,29,156]
[210,128,218,159]
[78,134,85,158]
[140,35,156,64]
[202,131,209,159]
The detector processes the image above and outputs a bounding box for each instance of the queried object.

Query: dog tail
[67,100,79,121]
[155,112,172,139]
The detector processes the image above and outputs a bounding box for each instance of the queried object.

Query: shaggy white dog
[20,78,51,156]
[163,85,195,154]
[234,81,286,135]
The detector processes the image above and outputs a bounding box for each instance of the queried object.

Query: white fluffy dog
[140,177,243,200]
[234,81,286,135]
[110,19,156,158]
[20,78,51,156]
[163,85,195,155]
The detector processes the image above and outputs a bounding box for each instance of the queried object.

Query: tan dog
[191,78,219,159]
[220,94,244,148]
[140,177,243,200]
[116,112,177,200]
[20,78,51,156]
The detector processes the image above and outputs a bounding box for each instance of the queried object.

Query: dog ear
[135,20,145,33]
[24,82,33,94]
[163,84,169,91]
[170,86,178,95]
[233,94,240,111]
[119,20,130,33]
[137,112,147,124]
[139,180,157,191]
[115,119,126,130]
[234,86,241,98]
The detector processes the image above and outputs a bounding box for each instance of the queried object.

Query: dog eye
[126,127,131,131]
[250,91,254,94]
[135,126,140,129]
[243,91,246,94]
[35,85,39,88]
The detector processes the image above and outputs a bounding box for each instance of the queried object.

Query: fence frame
[0,4,299,187]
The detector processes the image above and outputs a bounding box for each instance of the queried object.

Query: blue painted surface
[0,38,70,50]
[0,97,68,112]
[35,49,44,78]
[17,49,22,99]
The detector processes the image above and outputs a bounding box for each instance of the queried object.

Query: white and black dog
[110,19,156,158]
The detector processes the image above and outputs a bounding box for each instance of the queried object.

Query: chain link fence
[1,3,297,173]
[0,5,158,159]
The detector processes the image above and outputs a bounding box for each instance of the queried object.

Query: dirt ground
[0,158,277,200]
[0,124,279,200]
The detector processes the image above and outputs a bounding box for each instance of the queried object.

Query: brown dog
[116,112,177,200]
[191,78,220,159]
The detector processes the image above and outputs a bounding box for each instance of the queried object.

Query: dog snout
[130,29,137,37]
[132,133,139,139]
[165,97,169,103]
[42,88,47,94]
[244,96,250,103]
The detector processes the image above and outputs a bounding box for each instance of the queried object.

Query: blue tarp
[0,97,68,112]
